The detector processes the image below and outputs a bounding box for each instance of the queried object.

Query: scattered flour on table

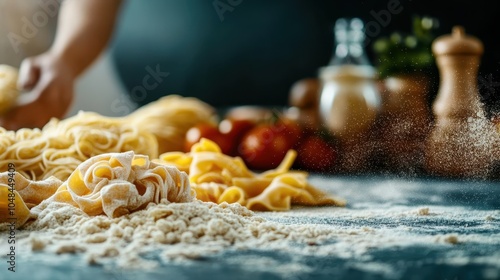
[1,201,499,277]
[1,199,343,269]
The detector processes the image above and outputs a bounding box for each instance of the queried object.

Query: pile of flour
[3,199,341,269]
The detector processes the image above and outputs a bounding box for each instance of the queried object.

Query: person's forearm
[50,0,122,77]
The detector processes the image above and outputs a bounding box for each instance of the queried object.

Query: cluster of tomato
[184,110,338,172]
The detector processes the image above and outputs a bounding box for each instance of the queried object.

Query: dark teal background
[109,0,500,110]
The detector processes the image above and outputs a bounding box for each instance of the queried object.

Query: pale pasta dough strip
[0,185,30,227]
[0,94,344,225]
[159,138,346,211]
[0,151,194,228]
[40,151,193,218]
[0,172,61,208]
[0,112,157,181]
[0,95,215,182]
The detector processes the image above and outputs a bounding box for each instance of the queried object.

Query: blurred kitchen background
[1,0,499,117]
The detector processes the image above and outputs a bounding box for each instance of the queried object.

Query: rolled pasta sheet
[246,174,309,211]
[218,186,247,205]
[197,172,229,185]
[297,184,346,207]
[189,152,253,184]
[161,139,254,185]
[231,177,273,198]
[191,182,226,203]
[41,151,193,218]
[246,173,346,211]
[0,184,30,228]
[155,151,192,173]
[159,138,346,211]
[0,172,62,208]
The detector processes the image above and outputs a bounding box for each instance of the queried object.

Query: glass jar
[319,18,381,140]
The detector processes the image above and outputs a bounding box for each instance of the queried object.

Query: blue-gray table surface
[2,175,500,280]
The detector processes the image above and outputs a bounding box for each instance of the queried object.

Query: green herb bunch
[372,16,439,78]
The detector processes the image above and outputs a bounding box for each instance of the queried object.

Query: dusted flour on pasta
[0,151,193,227]
[1,145,345,229]
[41,151,193,218]
[0,172,61,208]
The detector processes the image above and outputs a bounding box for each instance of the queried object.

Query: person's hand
[0,52,75,130]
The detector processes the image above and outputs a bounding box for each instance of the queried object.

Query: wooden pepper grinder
[426,26,495,177]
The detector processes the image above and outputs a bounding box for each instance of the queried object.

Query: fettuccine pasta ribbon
[42,151,193,218]
[158,138,345,211]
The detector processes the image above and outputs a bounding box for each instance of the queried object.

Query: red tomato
[184,123,232,154]
[276,118,302,147]
[295,135,337,172]
[238,121,300,170]
[219,119,255,155]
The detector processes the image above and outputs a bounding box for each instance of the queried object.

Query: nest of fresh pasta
[0,95,345,228]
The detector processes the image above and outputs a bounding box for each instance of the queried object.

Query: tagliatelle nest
[0,151,193,227]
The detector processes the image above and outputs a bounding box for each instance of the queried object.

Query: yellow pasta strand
[0,172,62,208]
[218,186,247,205]
[0,185,30,228]
[158,138,345,211]
[192,182,226,203]
[0,96,216,181]
[0,112,158,181]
